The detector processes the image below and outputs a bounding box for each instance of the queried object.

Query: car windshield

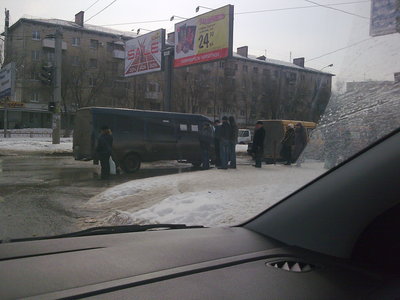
[0,0,399,240]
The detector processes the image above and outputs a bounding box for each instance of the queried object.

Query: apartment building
[1,11,135,128]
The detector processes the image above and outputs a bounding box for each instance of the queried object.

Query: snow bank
[0,137,72,155]
[90,161,325,227]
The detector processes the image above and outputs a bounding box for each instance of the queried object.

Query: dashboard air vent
[266,259,315,273]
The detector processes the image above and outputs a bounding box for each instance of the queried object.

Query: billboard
[174,5,234,68]
[124,29,165,77]
[0,62,16,99]
[370,0,400,37]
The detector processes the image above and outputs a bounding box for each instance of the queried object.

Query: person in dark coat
[280,124,295,165]
[293,122,308,166]
[213,120,221,167]
[252,121,266,168]
[198,122,213,170]
[96,125,113,179]
[228,116,238,169]
[218,116,231,169]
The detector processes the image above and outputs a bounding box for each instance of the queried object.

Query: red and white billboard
[124,29,165,77]
[173,5,234,68]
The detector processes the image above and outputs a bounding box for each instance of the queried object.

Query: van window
[180,124,188,131]
[191,125,199,132]
[148,120,176,142]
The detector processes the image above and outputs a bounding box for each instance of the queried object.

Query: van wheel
[191,162,202,167]
[122,153,141,173]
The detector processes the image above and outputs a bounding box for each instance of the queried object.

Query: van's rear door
[73,109,93,160]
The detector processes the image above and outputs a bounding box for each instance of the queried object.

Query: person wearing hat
[218,116,232,169]
[96,125,113,179]
[280,123,295,165]
[252,121,266,168]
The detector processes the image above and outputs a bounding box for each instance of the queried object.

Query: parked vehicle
[247,120,316,163]
[238,129,252,144]
[73,107,213,172]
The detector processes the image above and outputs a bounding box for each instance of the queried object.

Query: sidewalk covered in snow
[87,161,325,227]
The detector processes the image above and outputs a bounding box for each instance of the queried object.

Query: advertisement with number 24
[174,5,234,68]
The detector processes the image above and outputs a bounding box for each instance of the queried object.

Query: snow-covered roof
[233,52,333,75]
[11,17,137,39]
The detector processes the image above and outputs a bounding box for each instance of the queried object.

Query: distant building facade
[1,12,135,129]
[1,13,333,129]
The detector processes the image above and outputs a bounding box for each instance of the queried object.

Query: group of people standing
[199,116,238,170]
[280,122,308,166]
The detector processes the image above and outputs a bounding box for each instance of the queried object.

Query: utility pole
[52,28,62,144]
[3,9,9,138]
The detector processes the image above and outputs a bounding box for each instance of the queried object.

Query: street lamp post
[170,15,187,21]
[319,64,333,71]
[195,6,213,12]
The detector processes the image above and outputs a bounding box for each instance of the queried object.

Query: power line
[100,0,370,26]
[236,0,370,15]
[304,0,369,20]
[307,37,373,62]
[102,19,170,26]
[86,0,117,23]
[85,0,102,12]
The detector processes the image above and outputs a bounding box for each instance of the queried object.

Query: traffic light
[40,65,54,86]
[48,101,56,112]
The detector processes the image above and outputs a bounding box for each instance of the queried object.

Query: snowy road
[0,155,195,240]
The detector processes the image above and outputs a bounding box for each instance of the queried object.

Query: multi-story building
[1,11,136,129]
[1,12,333,129]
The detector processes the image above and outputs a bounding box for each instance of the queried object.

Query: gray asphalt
[0,155,193,241]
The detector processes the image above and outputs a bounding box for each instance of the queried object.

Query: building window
[30,92,39,103]
[32,31,40,40]
[107,42,114,52]
[71,56,80,66]
[89,77,96,87]
[263,69,270,76]
[112,62,118,72]
[219,61,225,68]
[147,82,159,92]
[253,67,258,73]
[207,107,213,114]
[234,64,238,70]
[46,51,55,62]
[90,39,99,49]
[30,70,39,80]
[89,58,98,68]
[243,65,248,72]
[274,70,279,78]
[72,37,80,46]
[31,50,40,61]
[240,110,245,116]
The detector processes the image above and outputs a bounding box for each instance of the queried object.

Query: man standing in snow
[218,116,231,169]
[280,124,295,165]
[199,122,213,170]
[96,125,113,179]
[252,121,266,168]
[213,119,221,167]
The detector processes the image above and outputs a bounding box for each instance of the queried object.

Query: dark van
[73,107,212,172]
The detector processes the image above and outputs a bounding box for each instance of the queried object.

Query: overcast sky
[2,0,400,88]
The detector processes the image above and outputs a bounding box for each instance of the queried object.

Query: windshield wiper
[1,224,205,243]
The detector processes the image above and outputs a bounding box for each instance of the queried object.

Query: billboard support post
[163,46,174,111]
